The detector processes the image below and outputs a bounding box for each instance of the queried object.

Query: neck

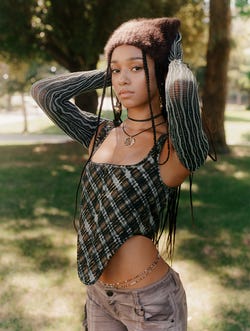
[127,112,162,122]
[126,96,162,122]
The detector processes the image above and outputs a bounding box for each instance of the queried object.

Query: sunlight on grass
[181,180,199,192]
[0,215,85,330]
[173,226,250,331]
[34,206,70,217]
[0,108,250,330]
[0,142,86,330]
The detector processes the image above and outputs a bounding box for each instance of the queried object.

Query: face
[110,45,160,112]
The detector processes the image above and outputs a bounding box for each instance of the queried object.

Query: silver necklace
[122,121,165,147]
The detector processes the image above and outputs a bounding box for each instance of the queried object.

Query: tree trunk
[6,94,12,111]
[67,62,99,114]
[202,0,231,154]
[21,92,28,133]
[75,90,98,114]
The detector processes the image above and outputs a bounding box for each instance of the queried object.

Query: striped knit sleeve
[165,60,209,172]
[31,69,111,148]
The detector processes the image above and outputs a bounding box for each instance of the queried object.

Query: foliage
[228,13,250,106]
[0,0,37,61]
[0,62,36,95]
[0,59,66,97]
[0,0,204,72]
[235,0,250,17]
[0,0,206,113]
[172,0,207,68]
[0,0,168,71]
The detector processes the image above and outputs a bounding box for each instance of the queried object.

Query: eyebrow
[111,56,143,63]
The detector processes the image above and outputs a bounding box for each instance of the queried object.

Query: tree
[202,0,231,154]
[228,14,250,107]
[0,0,162,113]
[173,0,207,68]
[0,0,199,113]
[233,0,250,107]
[0,60,41,132]
[235,0,250,16]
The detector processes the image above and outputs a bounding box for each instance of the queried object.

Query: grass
[0,106,250,330]
[173,145,250,330]
[0,142,86,330]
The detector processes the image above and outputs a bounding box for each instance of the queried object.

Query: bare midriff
[99,235,169,289]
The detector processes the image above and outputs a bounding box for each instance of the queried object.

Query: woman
[31,17,209,331]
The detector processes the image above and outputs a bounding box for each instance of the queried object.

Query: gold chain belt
[100,253,161,289]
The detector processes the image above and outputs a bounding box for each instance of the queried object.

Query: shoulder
[88,120,113,153]
[160,139,191,187]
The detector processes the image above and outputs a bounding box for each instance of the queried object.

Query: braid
[155,61,168,120]
[73,65,110,231]
[142,50,157,159]
[148,59,180,261]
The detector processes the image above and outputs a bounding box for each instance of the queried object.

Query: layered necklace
[122,120,165,147]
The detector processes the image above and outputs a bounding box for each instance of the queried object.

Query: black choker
[127,113,162,122]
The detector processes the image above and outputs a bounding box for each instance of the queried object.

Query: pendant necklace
[122,121,165,147]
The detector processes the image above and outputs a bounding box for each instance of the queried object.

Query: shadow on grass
[0,141,85,225]
[17,236,71,272]
[0,142,249,330]
[0,142,84,269]
[0,141,85,330]
[175,146,250,329]
[208,304,250,331]
[177,146,250,284]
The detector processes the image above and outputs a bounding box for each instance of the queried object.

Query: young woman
[31,17,209,331]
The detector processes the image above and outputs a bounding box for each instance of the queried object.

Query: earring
[113,98,122,127]
[159,95,163,111]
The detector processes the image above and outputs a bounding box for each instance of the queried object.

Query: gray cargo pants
[84,267,187,331]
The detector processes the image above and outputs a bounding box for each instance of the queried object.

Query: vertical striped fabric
[165,59,209,171]
[31,69,111,147]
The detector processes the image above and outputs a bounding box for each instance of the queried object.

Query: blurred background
[0,1,249,330]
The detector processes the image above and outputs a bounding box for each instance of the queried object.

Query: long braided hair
[74,46,182,261]
[141,50,180,260]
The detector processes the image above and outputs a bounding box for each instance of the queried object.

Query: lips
[119,90,133,98]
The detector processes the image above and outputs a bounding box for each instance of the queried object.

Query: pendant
[124,136,135,146]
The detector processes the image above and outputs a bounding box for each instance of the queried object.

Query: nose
[118,69,129,85]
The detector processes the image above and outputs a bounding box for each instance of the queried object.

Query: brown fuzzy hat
[104,17,180,64]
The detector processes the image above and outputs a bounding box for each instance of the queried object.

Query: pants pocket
[142,292,175,323]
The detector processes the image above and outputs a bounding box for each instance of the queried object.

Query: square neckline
[89,120,168,168]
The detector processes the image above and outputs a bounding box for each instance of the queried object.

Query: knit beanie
[104,17,204,155]
[104,17,180,65]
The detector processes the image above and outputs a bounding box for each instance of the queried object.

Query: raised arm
[31,69,111,148]
[165,60,209,172]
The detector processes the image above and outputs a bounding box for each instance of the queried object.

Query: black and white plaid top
[78,122,173,284]
[31,68,209,285]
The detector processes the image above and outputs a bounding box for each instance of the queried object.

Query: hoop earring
[111,87,122,127]
[113,98,122,127]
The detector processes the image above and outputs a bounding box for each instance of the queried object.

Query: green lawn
[0,107,250,330]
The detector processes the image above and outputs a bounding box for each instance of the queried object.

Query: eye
[131,66,143,72]
[111,68,120,74]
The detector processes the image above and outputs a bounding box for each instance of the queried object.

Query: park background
[0,1,250,330]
